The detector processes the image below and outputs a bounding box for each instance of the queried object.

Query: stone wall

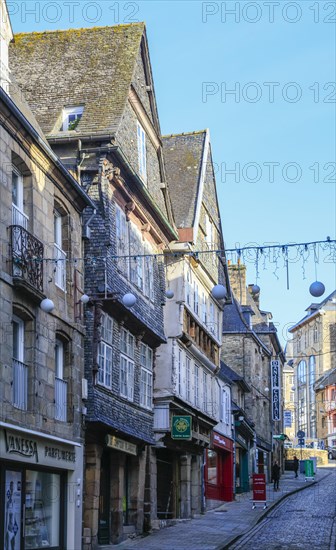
[285,448,329,466]
[0,121,85,442]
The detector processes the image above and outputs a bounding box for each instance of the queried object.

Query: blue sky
[10,1,336,345]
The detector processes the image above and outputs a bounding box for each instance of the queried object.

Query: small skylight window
[62,106,84,131]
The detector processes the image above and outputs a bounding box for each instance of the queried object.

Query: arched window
[309,356,316,400]
[297,360,307,385]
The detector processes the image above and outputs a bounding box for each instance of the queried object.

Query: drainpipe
[201,451,206,514]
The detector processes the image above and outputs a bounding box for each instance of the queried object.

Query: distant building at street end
[289,290,336,443]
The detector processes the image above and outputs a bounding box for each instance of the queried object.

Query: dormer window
[137,122,147,183]
[62,106,84,131]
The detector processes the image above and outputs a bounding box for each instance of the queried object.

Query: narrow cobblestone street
[107,467,335,550]
[231,471,336,550]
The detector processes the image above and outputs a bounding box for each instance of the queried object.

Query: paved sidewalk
[106,467,334,550]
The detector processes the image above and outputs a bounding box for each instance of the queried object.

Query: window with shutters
[120,328,135,401]
[140,343,153,409]
[98,313,113,388]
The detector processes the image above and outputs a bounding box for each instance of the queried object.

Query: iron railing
[11,225,43,292]
[55,377,67,422]
[12,358,28,410]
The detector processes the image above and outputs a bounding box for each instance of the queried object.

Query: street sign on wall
[284,410,292,427]
[171,416,192,440]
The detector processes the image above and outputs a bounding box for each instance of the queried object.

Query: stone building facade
[222,264,285,480]
[10,23,178,546]
[0,7,94,547]
[153,130,231,519]
[289,290,336,443]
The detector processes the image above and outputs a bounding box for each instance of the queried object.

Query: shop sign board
[0,429,77,469]
[284,410,292,427]
[213,432,233,452]
[252,473,266,501]
[105,435,137,456]
[171,416,192,440]
[271,360,281,421]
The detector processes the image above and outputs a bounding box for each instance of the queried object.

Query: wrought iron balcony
[10,225,44,295]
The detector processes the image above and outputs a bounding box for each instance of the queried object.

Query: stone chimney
[228,262,247,305]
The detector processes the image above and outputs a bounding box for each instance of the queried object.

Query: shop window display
[24,471,60,549]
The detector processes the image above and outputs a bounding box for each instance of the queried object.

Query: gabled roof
[314,368,336,390]
[289,289,336,332]
[0,86,95,211]
[222,295,272,355]
[162,131,206,229]
[220,361,251,393]
[9,23,146,137]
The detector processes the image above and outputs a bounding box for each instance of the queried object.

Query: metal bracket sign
[271,359,281,421]
[171,416,192,440]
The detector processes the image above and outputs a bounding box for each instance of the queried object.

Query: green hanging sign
[171,416,192,440]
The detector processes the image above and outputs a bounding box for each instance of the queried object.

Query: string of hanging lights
[33,238,335,313]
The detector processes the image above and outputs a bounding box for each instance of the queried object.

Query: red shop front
[205,432,234,503]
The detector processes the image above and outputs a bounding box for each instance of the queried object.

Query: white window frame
[55,339,64,380]
[203,371,208,413]
[202,293,207,324]
[98,313,113,388]
[186,269,192,306]
[120,328,135,401]
[140,343,153,409]
[12,166,28,229]
[13,315,24,362]
[115,204,154,300]
[55,338,68,421]
[194,364,199,407]
[194,281,199,316]
[54,210,67,291]
[186,356,191,402]
[12,316,27,411]
[137,122,147,183]
[62,106,84,131]
[209,301,215,334]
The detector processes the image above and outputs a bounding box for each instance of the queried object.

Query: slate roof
[9,77,47,143]
[289,289,336,332]
[162,131,206,228]
[222,295,272,355]
[9,23,145,137]
[220,361,251,393]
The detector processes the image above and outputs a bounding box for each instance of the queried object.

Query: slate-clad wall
[83,153,166,442]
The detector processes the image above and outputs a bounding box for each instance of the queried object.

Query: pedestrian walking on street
[293,455,299,478]
[272,460,280,491]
